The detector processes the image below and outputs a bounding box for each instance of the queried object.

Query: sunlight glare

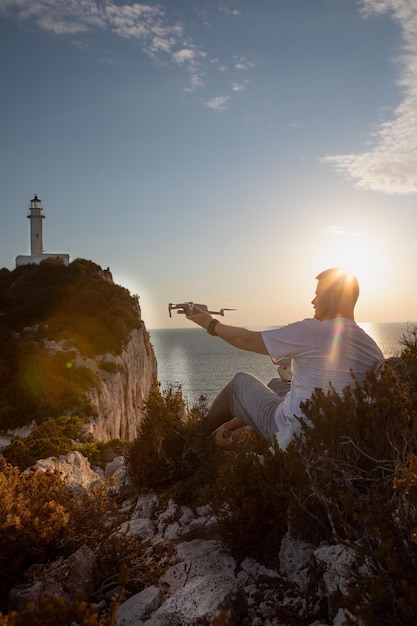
[316,226,386,296]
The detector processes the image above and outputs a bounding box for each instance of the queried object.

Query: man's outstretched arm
[187,308,269,355]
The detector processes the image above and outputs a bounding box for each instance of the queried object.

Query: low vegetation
[0,321,416,624]
[1,415,127,471]
[0,458,132,617]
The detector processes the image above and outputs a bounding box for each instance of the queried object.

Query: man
[186,268,384,449]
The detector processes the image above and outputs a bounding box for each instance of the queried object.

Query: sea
[148,322,411,406]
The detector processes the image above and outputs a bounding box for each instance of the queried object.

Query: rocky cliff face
[79,325,158,442]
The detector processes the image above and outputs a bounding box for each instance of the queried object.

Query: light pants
[229,372,290,440]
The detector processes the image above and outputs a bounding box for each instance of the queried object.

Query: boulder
[159,539,236,594]
[9,545,97,611]
[279,531,314,593]
[116,586,163,625]
[33,450,103,490]
[143,574,247,626]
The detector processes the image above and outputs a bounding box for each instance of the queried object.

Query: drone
[168,302,237,318]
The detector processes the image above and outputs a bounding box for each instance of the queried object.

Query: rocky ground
[6,452,356,626]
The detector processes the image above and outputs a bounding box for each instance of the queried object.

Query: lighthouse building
[15,195,70,267]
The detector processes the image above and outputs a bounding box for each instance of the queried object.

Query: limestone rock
[279,531,314,593]
[84,327,157,441]
[117,517,155,541]
[159,539,236,594]
[9,545,97,611]
[34,450,103,490]
[313,544,357,621]
[148,574,247,626]
[116,586,163,625]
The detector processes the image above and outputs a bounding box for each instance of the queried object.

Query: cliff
[0,258,158,440]
[82,326,157,441]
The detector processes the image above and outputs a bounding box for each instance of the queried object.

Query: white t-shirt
[262,318,384,432]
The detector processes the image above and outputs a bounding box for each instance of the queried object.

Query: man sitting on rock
[186,268,383,450]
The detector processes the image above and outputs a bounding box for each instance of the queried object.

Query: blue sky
[1,0,416,329]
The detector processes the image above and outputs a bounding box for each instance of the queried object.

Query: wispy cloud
[233,56,255,71]
[0,0,206,90]
[323,0,417,194]
[232,80,248,92]
[0,0,256,105]
[219,3,241,17]
[205,96,229,111]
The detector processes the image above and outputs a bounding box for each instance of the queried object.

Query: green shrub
[2,416,91,470]
[76,439,128,470]
[211,439,289,565]
[283,366,417,544]
[279,364,417,625]
[125,383,215,496]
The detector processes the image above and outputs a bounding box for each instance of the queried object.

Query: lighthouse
[15,194,70,267]
[28,194,45,256]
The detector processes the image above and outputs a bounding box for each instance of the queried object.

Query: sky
[0,0,416,329]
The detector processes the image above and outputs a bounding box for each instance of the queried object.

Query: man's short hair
[316,268,360,306]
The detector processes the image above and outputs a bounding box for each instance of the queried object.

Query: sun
[316,226,386,296]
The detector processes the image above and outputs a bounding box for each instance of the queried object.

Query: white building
[15,194,70,267]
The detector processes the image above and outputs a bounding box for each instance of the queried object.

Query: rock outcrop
[33,450,104,490]
[84,326,157,441]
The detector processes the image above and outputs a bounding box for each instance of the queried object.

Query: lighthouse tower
[15,194,70,267]
[28,194,45,256]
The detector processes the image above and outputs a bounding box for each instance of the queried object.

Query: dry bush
[0,460,120,610]
[0,591,111,626]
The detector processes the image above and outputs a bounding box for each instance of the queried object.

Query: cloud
[323,0,417,194]
[0,0,206,91]
[232,80,248,92]
[205,96,229,111]
[219,3,241,17]
[234,57,255,71]
[15,0,107,32]
[0,0,258,104]
[172,48,197,64]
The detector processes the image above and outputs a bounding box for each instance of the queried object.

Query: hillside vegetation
[0,258,142,429]
[0,263,416,624]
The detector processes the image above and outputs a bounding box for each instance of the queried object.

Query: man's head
[312,268,359,321]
